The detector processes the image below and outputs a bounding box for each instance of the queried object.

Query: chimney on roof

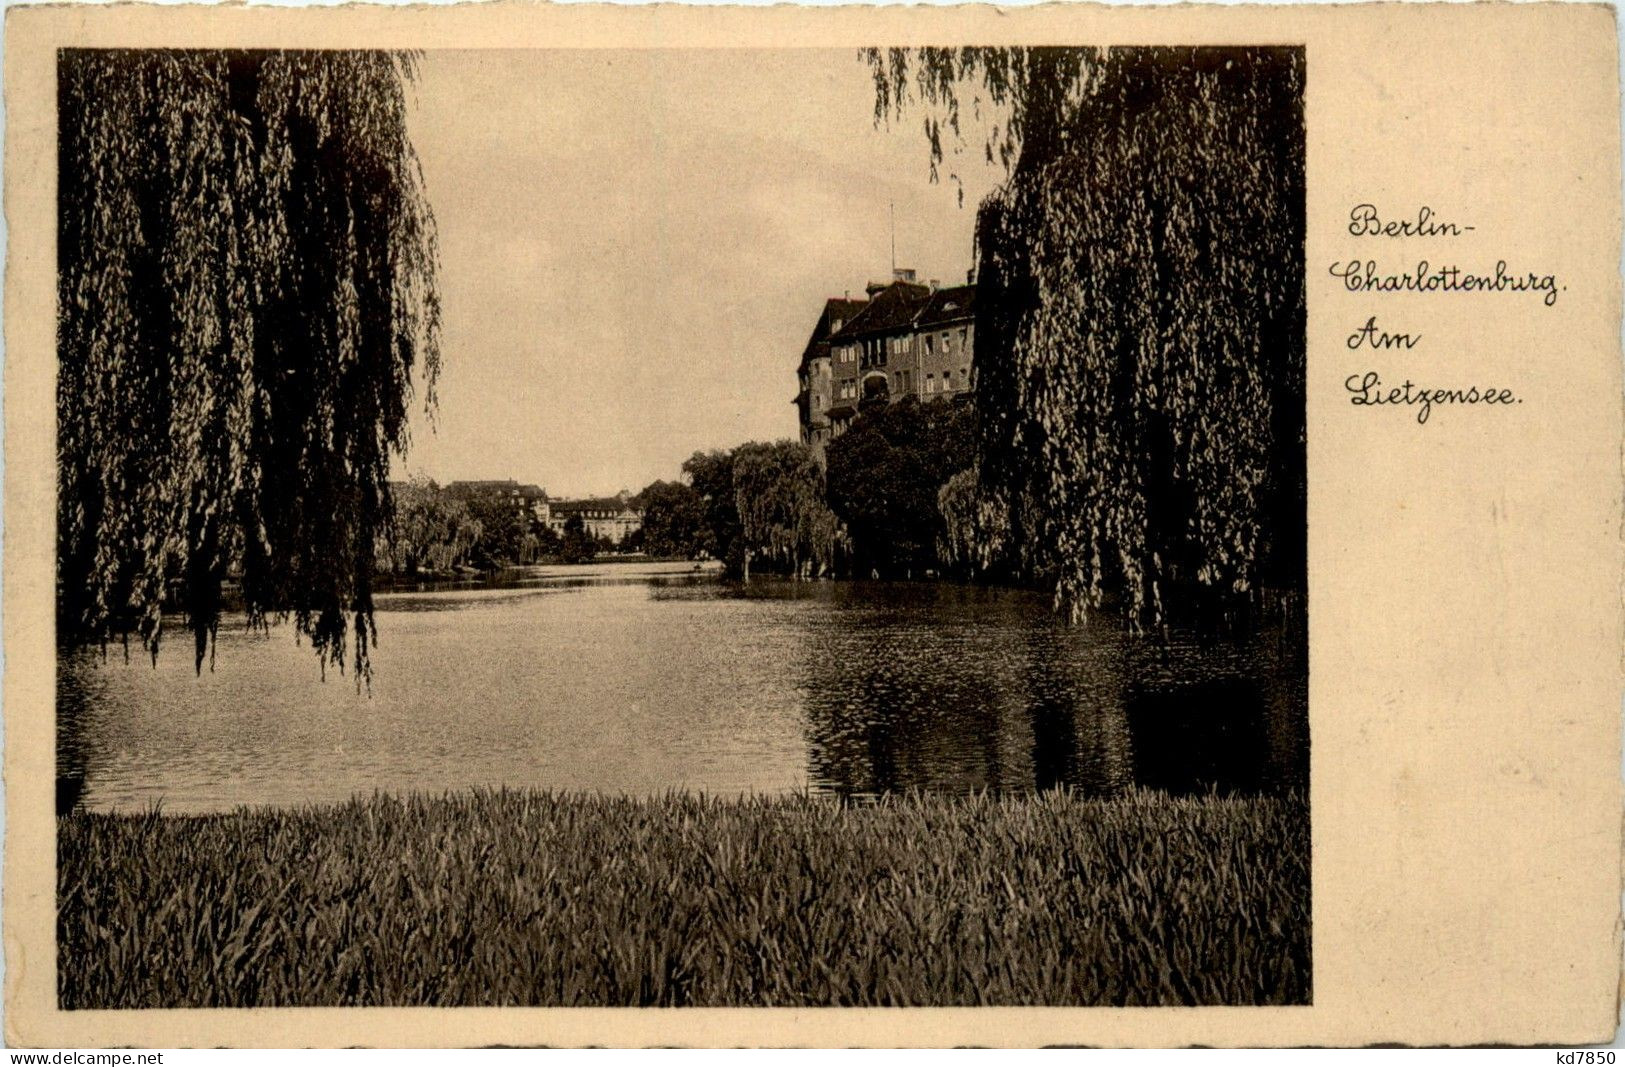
[929,278,940,291]
[893,267,917,283]
[866,280,888,297]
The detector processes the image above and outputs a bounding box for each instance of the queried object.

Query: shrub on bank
[59,788,1309,1008]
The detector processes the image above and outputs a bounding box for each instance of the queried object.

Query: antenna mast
[890,201,896,274]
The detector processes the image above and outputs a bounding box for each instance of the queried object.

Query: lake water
[58,564,1307,813]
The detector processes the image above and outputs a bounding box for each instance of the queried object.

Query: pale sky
[397,49,1006,498]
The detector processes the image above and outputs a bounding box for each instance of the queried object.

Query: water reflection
[728,580,1303,800]
[58,571,1305,812]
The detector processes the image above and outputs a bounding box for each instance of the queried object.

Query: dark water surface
[58,565,1307,813]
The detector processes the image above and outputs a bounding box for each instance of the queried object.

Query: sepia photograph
[50,43,1310,1010]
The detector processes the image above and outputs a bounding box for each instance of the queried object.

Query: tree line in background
[383,395,986,584]
[314,396,989,585]
[381,480,622,577]
[622,397,982,582]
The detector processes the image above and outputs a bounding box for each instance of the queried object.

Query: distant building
[542,496,643,545]
[434,481,643,545]
[795,268,977,458]
[443,479,547,523]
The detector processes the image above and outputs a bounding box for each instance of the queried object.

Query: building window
[924,335,934,356]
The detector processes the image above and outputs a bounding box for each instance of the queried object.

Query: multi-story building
[910,282,977,401]
[796,268,976,458]
[444,479,548,524]
[795,296,868,456]
[540,496,643,545]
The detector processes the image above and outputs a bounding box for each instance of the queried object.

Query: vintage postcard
[3,0,1620,1049]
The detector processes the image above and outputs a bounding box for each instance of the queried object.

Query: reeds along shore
[58,788,1310,1008]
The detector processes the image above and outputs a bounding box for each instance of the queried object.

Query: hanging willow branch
[870,47,1306,632]
[57,49,441,680]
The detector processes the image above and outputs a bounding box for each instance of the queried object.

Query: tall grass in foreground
[59,789,1309,1008]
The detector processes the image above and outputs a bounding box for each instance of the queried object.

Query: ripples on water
[58,566,1306,813]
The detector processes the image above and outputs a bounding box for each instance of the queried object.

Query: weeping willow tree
[869,46,1305,632]
[57,50,441,678]
[732,441,838,579]
[937,464,1009,580]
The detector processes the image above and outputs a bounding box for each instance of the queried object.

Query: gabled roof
[828,282,933,342]
[914,284,976,328]
[797,297,869,373]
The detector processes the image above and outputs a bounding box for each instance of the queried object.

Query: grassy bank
[59,788,1309,1008]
